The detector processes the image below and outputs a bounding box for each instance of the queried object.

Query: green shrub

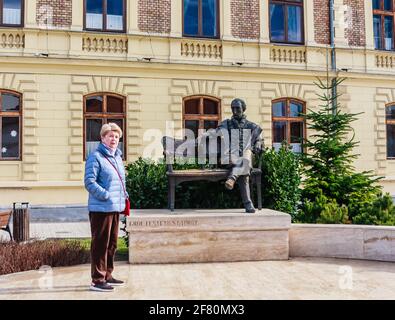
[259,144,302,219]
[352,193,395,225]
[316,202,349,224]
[297,190,349,224]
[125,158,168,209]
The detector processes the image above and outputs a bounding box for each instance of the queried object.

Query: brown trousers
[89,212,119,284]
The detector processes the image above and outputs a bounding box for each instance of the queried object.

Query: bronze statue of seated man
[198,98,264,213]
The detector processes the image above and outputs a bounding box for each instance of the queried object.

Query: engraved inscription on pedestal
[129,219,199,228]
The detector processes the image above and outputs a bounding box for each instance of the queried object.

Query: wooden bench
[162,136,262,211]
[0,210,13,241]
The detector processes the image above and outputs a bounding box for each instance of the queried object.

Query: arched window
[0,90,22,160]
[373,0,395,50]
[0,0,24,27]
[84,93,126,160]
[386,103,395,158]
[183,0,220,38]
[272,98,305,153]
[183,96,221,138]
[269,0,304,44]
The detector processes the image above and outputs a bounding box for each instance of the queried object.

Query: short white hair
[100,123,123,138]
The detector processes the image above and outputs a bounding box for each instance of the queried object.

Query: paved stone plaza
[0,257,394,300]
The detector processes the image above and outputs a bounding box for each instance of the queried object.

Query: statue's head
[231,98,246,120]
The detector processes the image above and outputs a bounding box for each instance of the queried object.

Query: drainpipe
[329,0,337,112]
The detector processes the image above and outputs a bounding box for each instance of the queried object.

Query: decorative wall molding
[270,46,306,64]
[375,52,395,69]
[180,40,222,59]
[0,31,24,49]
[82,35,128,54]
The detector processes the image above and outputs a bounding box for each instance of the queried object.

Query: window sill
[374,48,395,52]
[182,35,220,41]
[83,28,126,34]
[270,41,305,46]
[0,24,24,28]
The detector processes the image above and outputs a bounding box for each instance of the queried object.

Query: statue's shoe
[245,203,256,213]
[225,178,235,190]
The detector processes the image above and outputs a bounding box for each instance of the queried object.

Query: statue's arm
[252,126,264,155]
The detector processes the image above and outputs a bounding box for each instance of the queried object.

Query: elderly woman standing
[84,123,127,292]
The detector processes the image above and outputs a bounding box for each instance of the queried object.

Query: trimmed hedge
[0,239,90,276]
[125,158,242,209]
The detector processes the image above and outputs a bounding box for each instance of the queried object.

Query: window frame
[271,97,306,153]
[183,95,221,138]
[373,0,395,51]
[83,92,127,161]
[182,0,220,39]
[269,0,305,45]
[83,0,127,33]
[0,89,22,161]
[0,0,24,28]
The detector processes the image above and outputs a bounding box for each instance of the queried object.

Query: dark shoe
[225,178,236,190]
[106,277,125,287]
[245,202,256,213]
[89,282,114,292]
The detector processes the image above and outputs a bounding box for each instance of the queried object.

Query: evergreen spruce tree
[299,75,384,223]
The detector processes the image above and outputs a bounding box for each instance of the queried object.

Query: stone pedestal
[126,209,291,264]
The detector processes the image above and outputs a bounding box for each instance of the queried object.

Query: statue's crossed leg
[224,150,255,213]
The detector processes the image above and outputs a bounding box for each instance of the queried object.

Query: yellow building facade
[1,0,395,208]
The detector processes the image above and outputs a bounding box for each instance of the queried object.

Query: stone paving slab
[0,257,394,300]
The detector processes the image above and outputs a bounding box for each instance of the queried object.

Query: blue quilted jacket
[84,143,128,213]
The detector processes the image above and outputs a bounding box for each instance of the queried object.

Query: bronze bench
[162,136,262,211]
[0,210,13,241]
